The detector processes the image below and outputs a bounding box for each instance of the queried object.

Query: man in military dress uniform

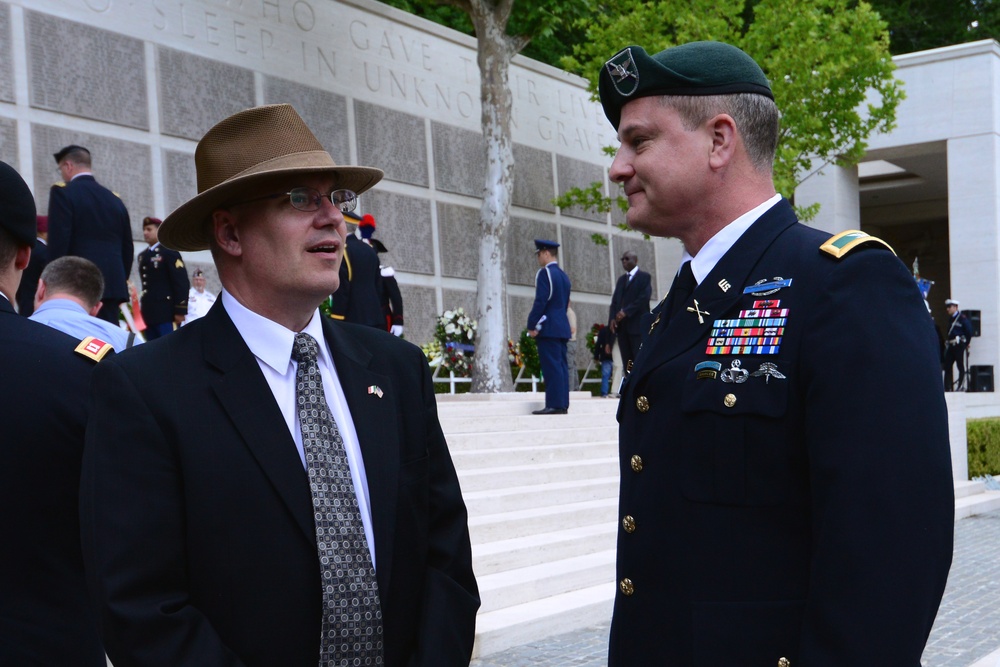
[599,41,954,665]
[943,297,973,391]
[526,239,572,415]
[138,216,189,339]
[0,160,106,666]
[47,145,133,324]
[328,210,385,329]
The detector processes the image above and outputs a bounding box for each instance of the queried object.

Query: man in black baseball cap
[600,41,953,666]
[0,162,107,665]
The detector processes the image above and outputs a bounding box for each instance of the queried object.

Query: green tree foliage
[377,0,595,65]
[866,0,1000,55]
[556,0,903,218]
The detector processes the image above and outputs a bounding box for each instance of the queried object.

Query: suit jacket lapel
[630,200,798,387]
[202,302,316,545]
[322,318,400,594]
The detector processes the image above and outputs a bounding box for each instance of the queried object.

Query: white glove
[390,324,404,337]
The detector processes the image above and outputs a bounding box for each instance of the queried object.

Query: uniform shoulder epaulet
[75,336,114,362]
[819,230,895,259]
[51,181,66,188]
[112,191,123,199]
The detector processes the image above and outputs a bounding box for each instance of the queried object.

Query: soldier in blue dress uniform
[138,216,189,339]
[599,41,954,665]
[526,239,572,415]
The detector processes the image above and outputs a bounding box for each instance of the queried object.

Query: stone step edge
[464,476,618,502]
[477,549,615,591]
[472,584,614,658]
[458,456,617,477]
[468,497,618,527]
[472,522,614,559]
[955,490,1000,520]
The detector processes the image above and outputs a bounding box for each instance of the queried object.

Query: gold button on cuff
[622,515,636,533]
[778,659,790,667]
[724,393,737,408]
[636,396,650,412]
[630,455,643,472]
[619,578,634,596]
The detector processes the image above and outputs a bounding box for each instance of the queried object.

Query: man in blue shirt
[31,256,141,351]
[526,239,572,414]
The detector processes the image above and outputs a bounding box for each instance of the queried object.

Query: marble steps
[954,479,1000,519]
[438,395,620,658]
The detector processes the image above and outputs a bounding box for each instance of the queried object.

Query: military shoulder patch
[52,181,66,188]
[175,258,184,268]
[75,336,114,362]
[819,230,895,259]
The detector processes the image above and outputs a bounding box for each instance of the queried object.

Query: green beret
[599,41,773,130]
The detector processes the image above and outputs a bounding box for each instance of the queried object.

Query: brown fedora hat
[158,104,383,251]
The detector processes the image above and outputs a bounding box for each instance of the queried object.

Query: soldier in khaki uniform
[599,41,954,665]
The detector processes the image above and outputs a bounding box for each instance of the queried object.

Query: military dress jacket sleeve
[609,198,954,666]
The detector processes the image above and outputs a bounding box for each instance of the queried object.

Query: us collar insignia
[743,277,792,296]
[605,48,639,96]
[706,300,787,355]
[751,362,786,383]
[694,360,722,380]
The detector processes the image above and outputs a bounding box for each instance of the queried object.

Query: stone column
[947,135,1000,377]
[793,160,860,235]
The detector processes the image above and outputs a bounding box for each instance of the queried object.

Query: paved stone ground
[470,509,1000,667]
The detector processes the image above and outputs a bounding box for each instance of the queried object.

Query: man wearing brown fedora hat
[81,104,479,666]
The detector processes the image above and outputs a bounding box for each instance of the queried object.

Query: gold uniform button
[724,393,737,408]
[630,455,643,472]
[778,659,790,667]
[636,395,650,412]
[619,578,634,596]
[622,515,636,533]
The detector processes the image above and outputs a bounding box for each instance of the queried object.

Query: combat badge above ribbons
[742,276,792,296]
[605,48,640,96]
[706,299,787,355]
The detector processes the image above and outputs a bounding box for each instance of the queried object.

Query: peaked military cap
[534,239,560,252]
[599,41,773,130]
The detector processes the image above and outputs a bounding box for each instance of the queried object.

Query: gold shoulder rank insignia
[112,191,123,199]
[175,258,184,268]
[75,336,114,362]
[819,230,895,259]
[52,181,67,188]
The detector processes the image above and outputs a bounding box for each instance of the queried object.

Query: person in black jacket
[138,216,189,339]
[329,211,385,329]
[0,160,106,666]
[47,145,133,324]
[608,250,652,371]
[600,41,953,665]
[14,215,48,316]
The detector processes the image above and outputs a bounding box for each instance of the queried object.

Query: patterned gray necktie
[292,332,384,667]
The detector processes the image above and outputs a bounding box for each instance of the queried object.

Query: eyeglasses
[232,187,358,213]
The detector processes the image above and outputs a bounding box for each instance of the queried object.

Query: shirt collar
[34,298,88,316]
[221,289,330,374]
[682,193,781,284]
[627,265,638,278]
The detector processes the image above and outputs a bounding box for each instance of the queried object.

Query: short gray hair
[660,93,780,172]
[40,256,104,308]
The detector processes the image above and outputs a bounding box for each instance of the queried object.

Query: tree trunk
[469,3,517,393]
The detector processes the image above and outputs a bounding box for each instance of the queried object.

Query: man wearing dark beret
[138,215,189,339]
[0,161,106,665]
[47,144,134,324]
[600,41,953,665]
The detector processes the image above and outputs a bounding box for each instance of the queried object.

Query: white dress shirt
[221,290,377,567]
[681,193,782,285]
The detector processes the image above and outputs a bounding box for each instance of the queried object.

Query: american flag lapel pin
[367,385,384,398]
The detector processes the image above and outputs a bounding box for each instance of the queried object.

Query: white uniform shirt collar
[681,193,782,285]
[221,289,330,373]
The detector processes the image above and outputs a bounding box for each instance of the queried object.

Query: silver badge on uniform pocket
[720,359,749,383]
[750,362,786,383]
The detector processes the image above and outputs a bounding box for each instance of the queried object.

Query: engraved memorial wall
[2,0,659,357]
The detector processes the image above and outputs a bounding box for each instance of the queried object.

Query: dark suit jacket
[609,199,954,665]
[0,297,105,666]
[608,268,652,335]
[15,238,48,316]
[47,174,133,302]
[80,301,479,666]
[527,262,571,339]
[329,236,385,329]
[138,243,189,326]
